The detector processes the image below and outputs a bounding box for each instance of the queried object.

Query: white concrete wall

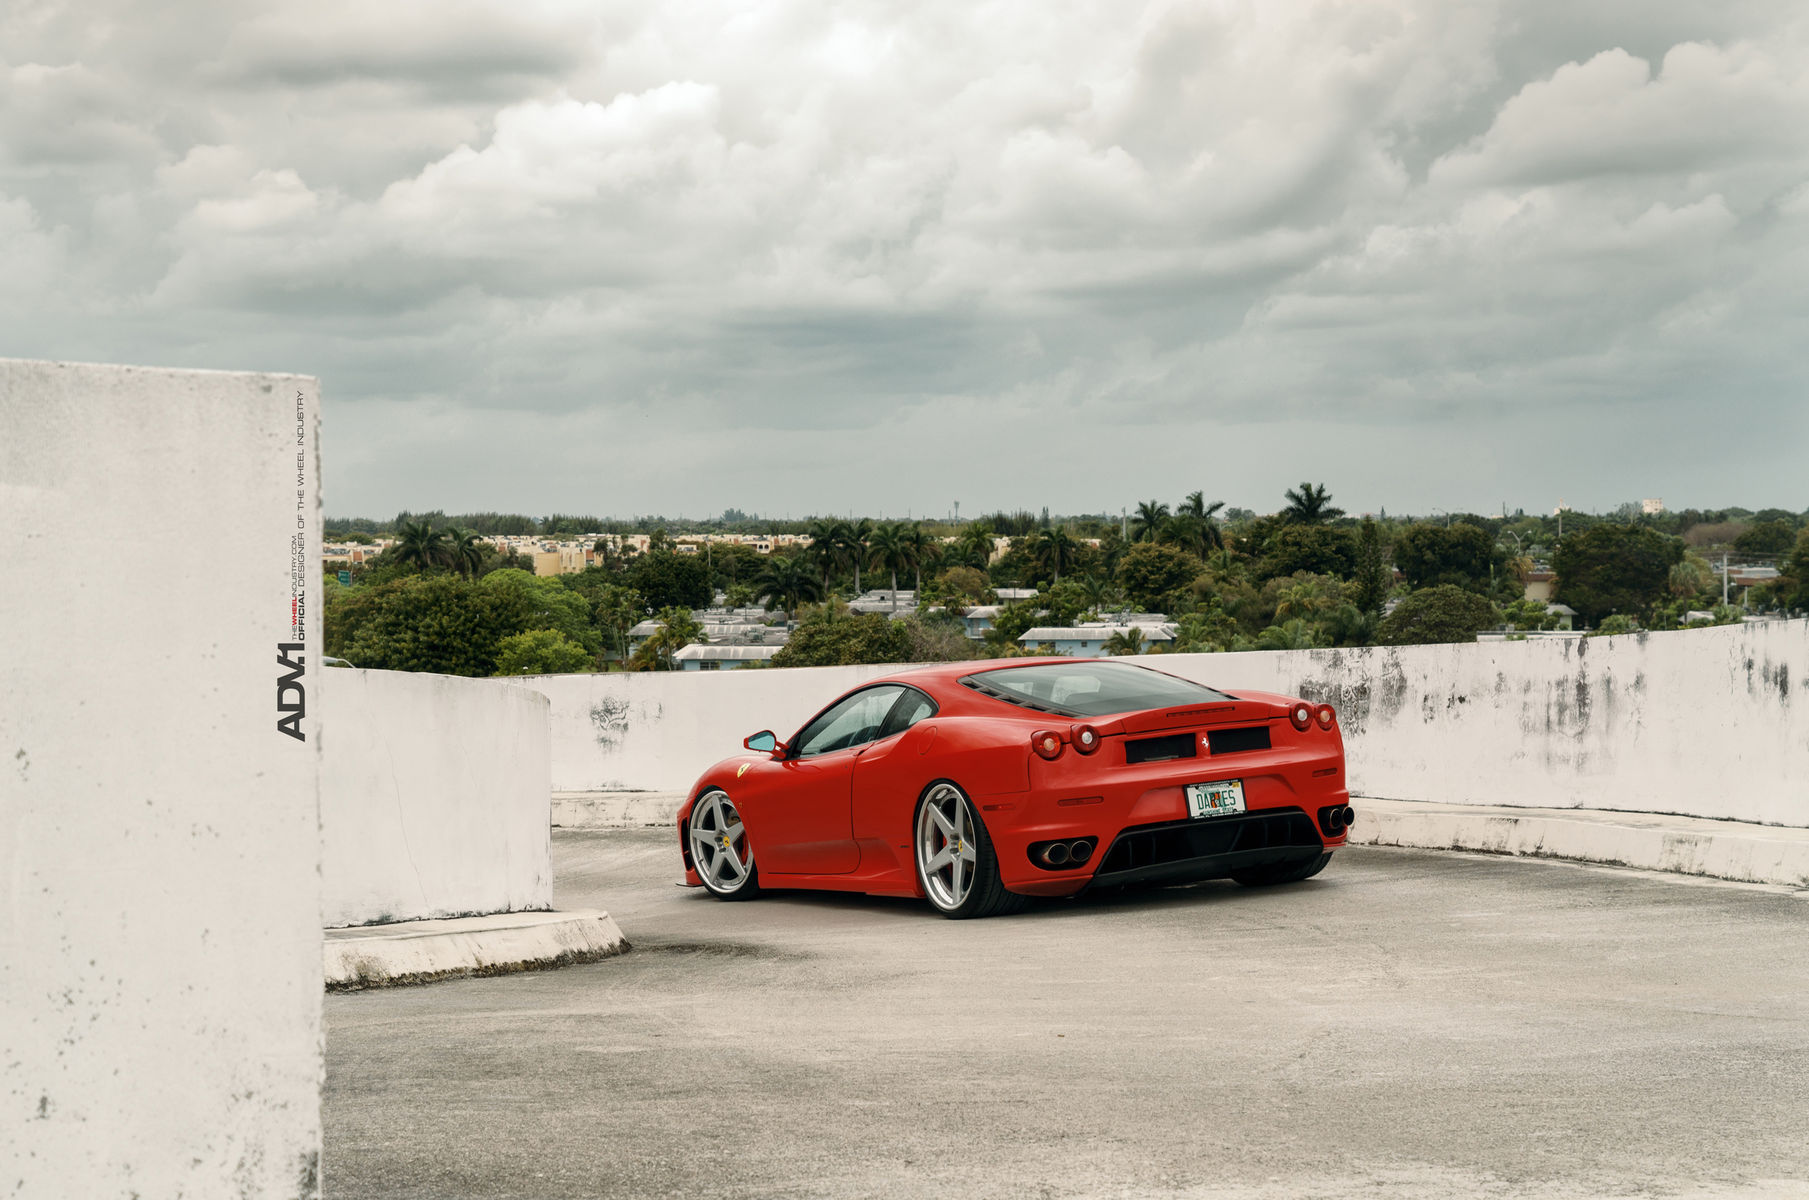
[1,359,324,1198]
[516,619,1808,827]
[320,668,552,928]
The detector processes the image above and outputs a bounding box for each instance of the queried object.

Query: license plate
[1186,779,1246,819]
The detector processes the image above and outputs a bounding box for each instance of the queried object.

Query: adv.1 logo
[277,643,306,741]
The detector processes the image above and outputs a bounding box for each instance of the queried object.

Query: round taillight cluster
[1289,704,1313,731]
[1072,724,1101,755]
[1031,730,1064,760]
[1315,704,1336,729]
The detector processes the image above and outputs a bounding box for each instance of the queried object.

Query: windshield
[960,660,1232,717]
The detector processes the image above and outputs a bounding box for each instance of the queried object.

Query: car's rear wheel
[688,789,761,900]
[1230,851,1332,887]
[915,782,1026,919]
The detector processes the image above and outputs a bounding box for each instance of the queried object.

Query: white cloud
[1,0,1805,516]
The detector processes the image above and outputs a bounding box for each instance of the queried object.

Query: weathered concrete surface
[324,910,627,990]
[1,359,324,1198]
[323,828,1809,1199]
[322,668,552,927]
[551,790,685,828]
[1353,797,1809,887]
[513,620,1808,826]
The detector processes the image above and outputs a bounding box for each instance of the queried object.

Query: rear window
[960,661,1231,718]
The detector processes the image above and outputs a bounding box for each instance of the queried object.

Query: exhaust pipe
[1343,806,1356,828]
[1043,842,1071,866]
[1068,840,1092,865]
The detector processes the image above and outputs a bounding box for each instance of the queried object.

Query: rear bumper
[1083,808,1325,890]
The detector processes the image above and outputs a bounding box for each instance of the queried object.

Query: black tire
[687,789,762,901]
[914,781,1028,919]
[1231,851,1333,887]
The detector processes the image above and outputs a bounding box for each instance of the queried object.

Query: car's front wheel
[914,782,1026,919]
[688,789,761,900]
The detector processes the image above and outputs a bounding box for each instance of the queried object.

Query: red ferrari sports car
[678,658,1354,919]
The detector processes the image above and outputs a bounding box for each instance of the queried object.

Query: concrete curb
[553,791,685,829]
[324,909,629,991]
[1349,797,1809,888]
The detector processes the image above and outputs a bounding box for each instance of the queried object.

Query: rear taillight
[1315,704,1335,730]
[1031,730,1065,760]
[1072,724,1101,755]
[1289,704,1313,732]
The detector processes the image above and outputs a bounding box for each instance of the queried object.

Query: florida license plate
[1186,779,1246,819]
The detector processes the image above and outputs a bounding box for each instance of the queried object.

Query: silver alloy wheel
[916,783,980,912]
[689,789,753,893]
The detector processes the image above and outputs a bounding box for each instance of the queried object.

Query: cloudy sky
[3,0,1805,520]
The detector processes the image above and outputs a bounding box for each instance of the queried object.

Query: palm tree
[900,522,936,592]
[1282,482,1344,525]
[447,528,486,578]
[1131,500,1170,543]
[1028,526,1080,584]
[1102,627,1145,656]
[754,555,824,620]
[1172,492,1226,557]
[393,519,451,572]
[952,522,996,570]
[868,522,912,594]
[840,518,875,594]
[806,518,846,590]
[1077,573,1124,612]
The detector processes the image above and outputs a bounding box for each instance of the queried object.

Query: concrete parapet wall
[321,668,552,928]
[515,620,1806,827]
[1,359,324,1198]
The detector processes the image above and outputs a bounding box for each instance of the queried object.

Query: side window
[878,688,936,739]
[794,686,905,757]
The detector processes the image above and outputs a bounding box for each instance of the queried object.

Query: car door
[759,685,906,875]
[849,686,939,856]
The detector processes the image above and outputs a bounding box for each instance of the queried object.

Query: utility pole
[1722,553,1729,605]
[1122,507,1128,539]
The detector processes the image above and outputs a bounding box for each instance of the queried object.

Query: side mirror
[744,730,780,754]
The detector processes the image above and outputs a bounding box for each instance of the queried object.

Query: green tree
[1130,500,1171,543]
[1352,517,1391,617]
[923,566,992,612]
[477,569,596,649]
[868,522,913,593]
[1116,542,1202,612]
[1501,598,1560,632]
[1102,627,1146,656]
[1376,585,1497,645]
[392,519,452,572]
[1393,522,1504,593]
[754,554,824,619]
[631,607,706,671]
[1282,482,1343,524]
[1027,526,1080,584]
[1734,520,1796,556]
[1170,603,1241,653]
[446,528,486,578]
[841,518,876,593]
[628,548,712,610]
[773,608,911,667]
[1169,492,1226,557]
[494,629,595,675]
[1257,524,1357,581]
[1589,614,1638,637]
[1554,524,1683,626]
[329,575,536,676]
[1255,619,1327,651]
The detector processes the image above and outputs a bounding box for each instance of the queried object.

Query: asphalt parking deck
[324,830,1809,1199]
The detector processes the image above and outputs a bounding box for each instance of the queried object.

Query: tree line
[322,495,1809,676]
